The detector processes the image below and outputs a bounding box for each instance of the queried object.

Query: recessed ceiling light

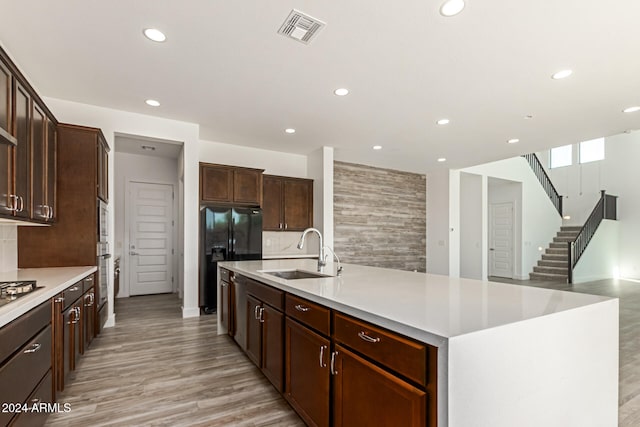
[440,0,465,17]
[436,119,450,125]
[507,138,519,144]
[285,128,296,134]
[373,145,382,150]
[145,99,160,107]
[437,157,447,162]
[143,28,166,42]
[563,215,571,220]
[552,69,573,80]
[334,88,349,96]
[623,106,640,113]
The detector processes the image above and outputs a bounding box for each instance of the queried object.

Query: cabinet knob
[23,343,42,354]
[358,331,381,343]
[330,351,339,375]
[294,304,310,313]
[319,345,327,368]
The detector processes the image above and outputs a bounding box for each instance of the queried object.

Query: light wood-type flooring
[47,278,640,426]
[45,294,304,427]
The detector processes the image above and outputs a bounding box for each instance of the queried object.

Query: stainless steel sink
[261,269,332,280]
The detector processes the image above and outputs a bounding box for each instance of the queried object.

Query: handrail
[522,153,563,216]
[568,190,618,283]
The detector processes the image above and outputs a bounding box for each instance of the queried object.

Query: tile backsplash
[263,231,319,257]
[0,224,18,272]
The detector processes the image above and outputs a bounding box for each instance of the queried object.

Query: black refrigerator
[199,206,262,313]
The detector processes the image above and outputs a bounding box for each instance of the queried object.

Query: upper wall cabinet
[200,163,264,206]
[0,46,57,223]
[263,175,313,231]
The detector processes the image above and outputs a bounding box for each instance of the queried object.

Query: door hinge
[172,191,175,200]
[171,276,174,283]
[171,249,174,255]
[172,220,174,226]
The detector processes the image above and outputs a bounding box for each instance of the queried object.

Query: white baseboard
[182,306,200,318]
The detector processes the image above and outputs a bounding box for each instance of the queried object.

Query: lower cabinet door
[261,304,283,392]
[245,295,262,366]
[333,345,427,427]
[84,290,95,349]
[220,280,230,333]
[11,369,53,427]
[284,318,330,427]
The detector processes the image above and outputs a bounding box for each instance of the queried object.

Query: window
[550,144,572,168]
[579,137,605,164]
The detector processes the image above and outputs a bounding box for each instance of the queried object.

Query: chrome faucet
[297,228,326,271]
[323,245,343,276]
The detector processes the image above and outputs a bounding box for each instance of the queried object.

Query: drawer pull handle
[31,398,41,404]
[69,286,80,292]
[258,307,265,323]
[85,277,94,282]
[294,304,310,312]
[358,331,381,343]
[319,345,327,368]
[330,351,338,375]
[24,343,42,354]
[55,297,64,304]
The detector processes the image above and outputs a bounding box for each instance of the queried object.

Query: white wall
[199,139,307,177]
[307,146,334,249]
[113,151,179,297]
[426,170,450,275]
[455,157,562,280]
[460,173,483,279]
[572,220,620,283]
[43,97,201,322]
[537,131,640,279]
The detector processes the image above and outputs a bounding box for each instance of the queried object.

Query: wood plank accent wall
[333,161,426,272]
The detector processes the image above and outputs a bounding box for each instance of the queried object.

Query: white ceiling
[114,134,182,159]
[1,1,639,173]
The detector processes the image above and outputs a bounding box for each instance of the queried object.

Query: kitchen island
[219,258,618,427]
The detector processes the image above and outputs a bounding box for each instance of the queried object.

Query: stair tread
[530,272,567,281]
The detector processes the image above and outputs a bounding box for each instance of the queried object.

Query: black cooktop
[0,280,41,308]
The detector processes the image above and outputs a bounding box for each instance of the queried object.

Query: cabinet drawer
[62,281,83,310]
[286,294,330,336]
[0,300,51,363]
[82,274,95,293]
[246,279,283,311]
[220,268,230,283]
[11,369,53,427]
[333,313,427,387]
[0,325,52,427]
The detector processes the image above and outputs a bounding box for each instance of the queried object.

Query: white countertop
[0,266,97,328]
[262,253,319,260]
[219,259,613,346]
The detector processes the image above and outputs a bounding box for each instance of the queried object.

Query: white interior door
[489,202,514,278]
[128,182,174,295]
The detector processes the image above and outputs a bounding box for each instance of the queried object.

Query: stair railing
[522,153,563,216]
[567,190,618,283]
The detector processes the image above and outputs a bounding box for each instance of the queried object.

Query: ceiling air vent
[278,9,326,45]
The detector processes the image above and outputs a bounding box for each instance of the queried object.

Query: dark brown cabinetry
[0,46,57,223]
[285,317,331,427]
[232,273,438,427]
[54,273,96,392]
[0,300,52,427]
[263,175,313,231]
[245,278,285,392]
[200,163,264,206]
[332,345,426,427]
[18,124,108,267]
[220,268,232,335]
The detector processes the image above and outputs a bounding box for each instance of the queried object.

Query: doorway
[489,202,514,278]
[126,181,174,295]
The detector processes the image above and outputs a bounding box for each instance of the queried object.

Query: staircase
[530,226,581,281]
